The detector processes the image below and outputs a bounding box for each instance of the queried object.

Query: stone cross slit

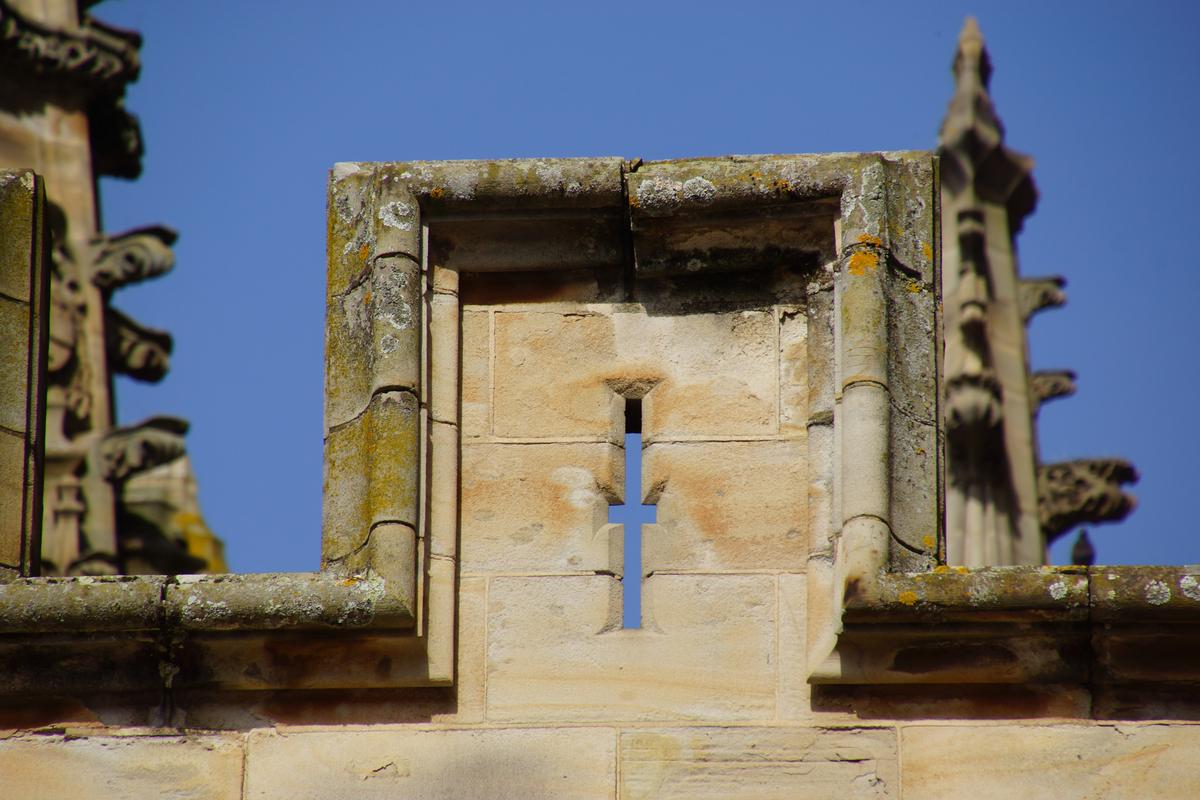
[608,400,656,629]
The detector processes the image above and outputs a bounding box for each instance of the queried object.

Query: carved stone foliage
[90,225,176,291]
[1038,458,1138,544]
[1031,370,1077,407]
[0,1,140,93]
[95,416,188,484]
[104,307,172,383]
[1019,276,1067,322]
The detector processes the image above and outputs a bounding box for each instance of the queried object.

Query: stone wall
[3,152,1199,798]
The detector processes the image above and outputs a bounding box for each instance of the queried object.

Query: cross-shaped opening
[608,398,656,629]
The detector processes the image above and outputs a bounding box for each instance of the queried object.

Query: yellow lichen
[898,590,919,606]
[847,251,879,275]
[923,535,936,550]
[921,241,933,261]
[857,233,883,247]
[429,187,445,199]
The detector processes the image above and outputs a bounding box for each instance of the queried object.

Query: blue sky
[95,1,1199,572]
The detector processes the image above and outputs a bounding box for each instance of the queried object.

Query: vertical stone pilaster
[322,167,423,618]
[0,170,49,578]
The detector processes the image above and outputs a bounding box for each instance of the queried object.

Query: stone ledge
[0,572,418,697]
[811,565,1200,685]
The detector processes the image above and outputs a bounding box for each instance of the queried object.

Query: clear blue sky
[96,1,1200,573]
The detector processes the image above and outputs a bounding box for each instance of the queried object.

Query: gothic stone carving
[1019,275,1067,322]
[90,225,176,291]
[104,306,172,383]
[1031,370,1077,407]
[1038,458,1138,544]
[0,0,140,93]
[95,416,188,485]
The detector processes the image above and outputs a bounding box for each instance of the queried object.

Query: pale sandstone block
[493,309,619,438]
[244,727,615,799]
[619,726,897,799]
[487,574,775,722]
[617,310,776,439]
[491,308,778,439]
[902,724,1200,800]
[779,306,808,434]
[643,440,807,572]
[460,308,490,438]
[0,735,243,800]
[429,419,459,558]
[778,573,811,719]
[432,574,486,723]
[429,289,459,424]
[460,442,622,574]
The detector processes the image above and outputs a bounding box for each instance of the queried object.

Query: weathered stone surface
[487,574,776,721]
[778,573,811,719]
[435,574,486,723]
[323,389,420,563]
[779,306,808,435]
[492,308,778,439]
[460,308,490,437]
[901,724,1200,799]
[619,726,897,799]
[643,440,807,572]
[244,727,616,799]
[460,442,621,574]
[0,734,243,800]
[324,256,421,431]
[492,309,619,438]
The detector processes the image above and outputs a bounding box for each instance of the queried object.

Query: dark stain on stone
[890,641,1018,674]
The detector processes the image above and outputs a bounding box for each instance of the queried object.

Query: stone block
[429,289,459,424]
[486,574,776,721]
[779,306,808,435]
[244,727,616,799]
[460,308,490,438]
[429,419,459,559]
[460,442,622,574]
[619,726,898,799]
[491,308,778,439]
[901,724,1200,799]
[433,574,486,723]
[778,573,811,719]
[493,309,619,438]
[0,734,243,800]
[643,440,807,572]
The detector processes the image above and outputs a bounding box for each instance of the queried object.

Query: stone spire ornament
[937,18,1136,566]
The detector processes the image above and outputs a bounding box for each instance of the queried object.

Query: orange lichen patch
[898,590,919,606]
[857,233,883,247]
[358,244,370,262]
[923,535,936,550]
[340,577,360,587]
[429,187,445,199]
[847,250,879,275]
[933,565,951,574]
[921,241,933,261]
[906,279,923,293]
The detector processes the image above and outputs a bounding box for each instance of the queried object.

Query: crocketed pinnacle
[937,16,1037,230]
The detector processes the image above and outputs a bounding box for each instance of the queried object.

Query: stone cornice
[811,566,1200,686]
